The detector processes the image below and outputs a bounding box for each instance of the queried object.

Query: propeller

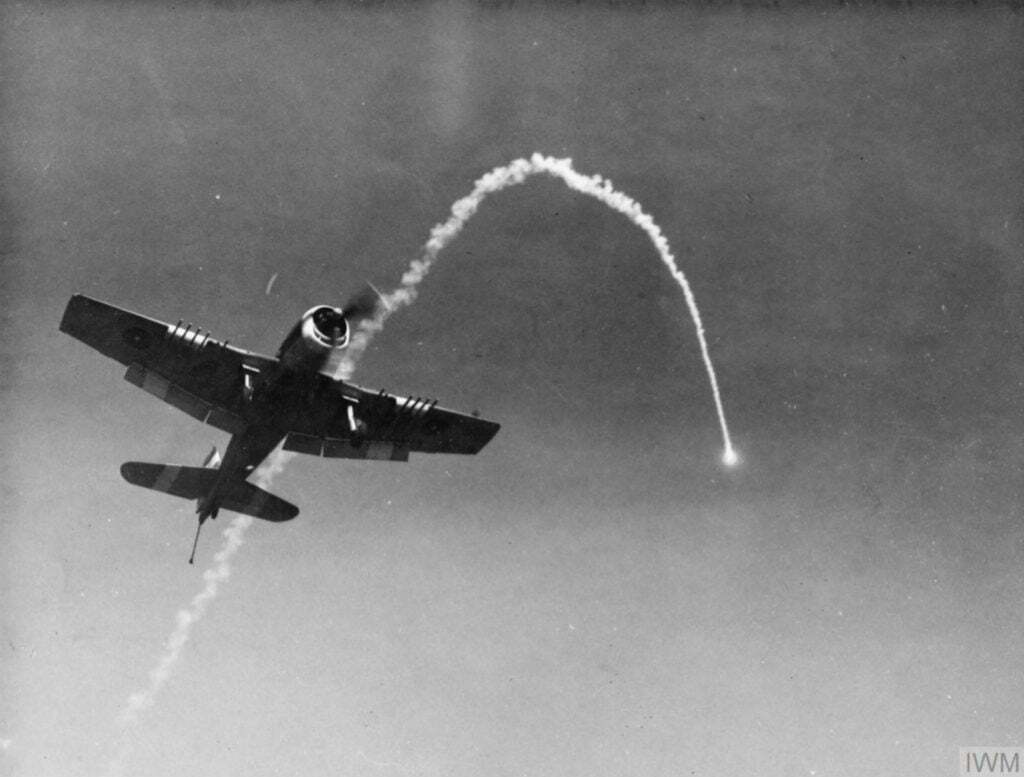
[341,283,386,325]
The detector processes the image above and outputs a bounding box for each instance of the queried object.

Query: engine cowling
[277,305,349,371]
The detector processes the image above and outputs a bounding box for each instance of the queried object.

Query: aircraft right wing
[60,294,276,434]
[282,375,500,462]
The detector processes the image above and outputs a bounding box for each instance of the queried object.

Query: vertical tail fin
[202,446,221,469]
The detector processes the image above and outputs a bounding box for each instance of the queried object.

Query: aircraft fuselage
[196,335,339,521]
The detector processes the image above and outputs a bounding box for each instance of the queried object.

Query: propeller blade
[341,284,385,324]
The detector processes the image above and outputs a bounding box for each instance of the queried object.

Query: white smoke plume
[108,447,295,776]
[337,152,737,464]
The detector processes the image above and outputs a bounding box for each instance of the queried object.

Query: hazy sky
[3,3,1022,776]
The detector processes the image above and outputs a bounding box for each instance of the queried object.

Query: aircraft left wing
[282,375,500,462]
[60,294,276,434]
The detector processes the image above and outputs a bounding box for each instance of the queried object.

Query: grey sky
[3,3,1022,776]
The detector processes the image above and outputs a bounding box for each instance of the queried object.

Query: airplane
[59,291,500,563]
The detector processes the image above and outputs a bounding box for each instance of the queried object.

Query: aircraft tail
[120,462,299,522]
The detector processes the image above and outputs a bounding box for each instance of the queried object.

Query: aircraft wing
[60,294,276,434]
[282,375,500,462]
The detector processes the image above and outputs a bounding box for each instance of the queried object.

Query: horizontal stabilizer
[121,462,298,522]
[219,482,298,523]
[121,462,215,499]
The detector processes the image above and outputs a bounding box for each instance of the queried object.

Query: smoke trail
[108,152,734,774]
[108,447,295,776]
[337,152,737,465]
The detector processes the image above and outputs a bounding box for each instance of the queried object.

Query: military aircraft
[59,292,500,563]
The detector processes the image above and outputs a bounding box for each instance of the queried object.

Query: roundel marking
[191,361,217,381]
[122,326,152,350]
[424,418,448,435]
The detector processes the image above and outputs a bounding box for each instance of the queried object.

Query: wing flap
[124,363,246,434]
[282,433,409,462]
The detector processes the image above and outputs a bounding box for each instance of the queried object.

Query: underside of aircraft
[59,292,500,562]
